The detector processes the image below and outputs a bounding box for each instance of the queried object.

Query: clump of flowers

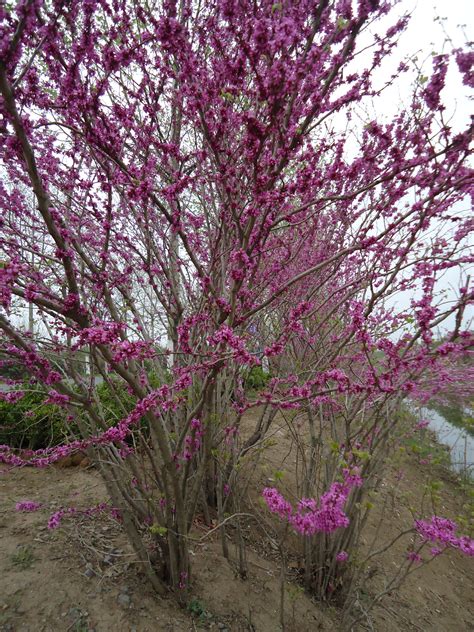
[262,468,362,537]
[336,551,349,563]
[415,516,474,557]
[15,500,42,512]
[415,419,430,430]
[176,418,203,463]
[406,551,422,563]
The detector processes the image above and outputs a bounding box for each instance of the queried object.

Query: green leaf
[149,524,167,536]
[353,448,371,461]
[220,90,234,103]
[337,16,349,30]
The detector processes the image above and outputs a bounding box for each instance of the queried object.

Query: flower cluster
[45,390,70,407]
[229,249,251,282]
[406,551,422,563]
[455,50,474,88]
[336,550,349,563]
[15,500,42,512]
[76,321,125,347]
[423,54,448,111]
[0,257,22,309]
[262,487,292,518]
[415,516,474,557]
[209,325,257,366]
[262,468,362,537]
[3,344,61,385]
[111,340,156,363]
[177,418,203,462]
[0,390,25,403]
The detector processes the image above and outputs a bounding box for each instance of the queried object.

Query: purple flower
[414,516,474,557]
[262,487,292,519]
[336,551,349,563]
[15,501,42,512]
[262,468,362,536]
[47,510,65,530]
[406,551,422,563]
[415,419,429,430]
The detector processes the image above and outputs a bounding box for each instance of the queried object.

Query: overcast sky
[366,0,473,336]
[366,0,473,126]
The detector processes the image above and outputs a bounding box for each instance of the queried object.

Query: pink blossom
[415,516,474,557]
[262,487,293,519]
[430,547,443,557]
[415,419,430,430]
[336,551,349,563]
[263,469,362,537]
[45,390,70,406]
[406,551,422,563]
[15,501,42,512]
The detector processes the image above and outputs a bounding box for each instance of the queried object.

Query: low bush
[0,370,167,450]
[243,366,271,391]
[0,390,69,450]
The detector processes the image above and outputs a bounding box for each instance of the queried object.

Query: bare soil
[1,412,473,632]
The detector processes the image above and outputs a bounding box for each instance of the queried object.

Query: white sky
[367,0,474,335]
[377,0,473,130]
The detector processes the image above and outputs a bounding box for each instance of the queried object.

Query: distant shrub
[243,365,270,391]
[95,378,136,424]
[0,370,168,450]
[0,389,70,449]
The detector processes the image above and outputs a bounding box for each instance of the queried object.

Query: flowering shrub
[0,0,472,601]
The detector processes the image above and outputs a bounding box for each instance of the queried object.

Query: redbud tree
[0,0,473,598]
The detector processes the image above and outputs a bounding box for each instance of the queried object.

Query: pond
[422,406,474,480]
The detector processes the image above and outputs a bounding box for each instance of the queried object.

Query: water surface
[423,407,474,478]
